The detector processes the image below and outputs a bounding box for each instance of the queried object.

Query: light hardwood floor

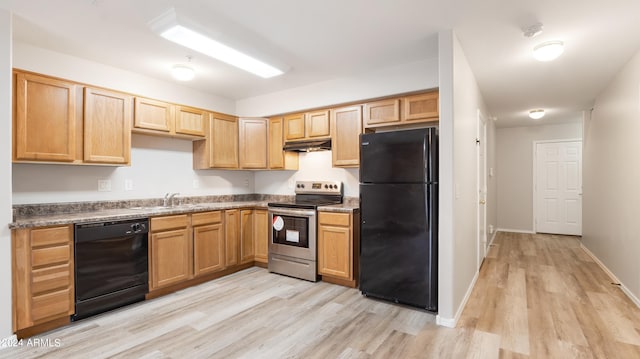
[2,232,640,358]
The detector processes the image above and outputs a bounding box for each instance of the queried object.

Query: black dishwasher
[73,218,149,321]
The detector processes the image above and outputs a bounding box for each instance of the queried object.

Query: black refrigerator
[359,127,438,311]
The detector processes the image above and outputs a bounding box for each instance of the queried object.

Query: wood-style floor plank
[2,232,640,358]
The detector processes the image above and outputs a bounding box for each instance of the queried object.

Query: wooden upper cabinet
[134,97,173,133]
[363,99,400,128]
[331,106,362,168]
[305,110,330,139]
[268,117,298,170]
[175,106,207,137]
[284,113,305,141]
[239,118,268,169]
[402,92,439,122]
[14,71,79,162]
[363,91,439,129]
[134,98,206,139]
[211,116,239,168]
[83,87,132,165]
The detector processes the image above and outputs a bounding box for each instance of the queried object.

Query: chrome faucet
[168,192,180,207]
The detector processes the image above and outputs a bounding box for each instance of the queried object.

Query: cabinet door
[14,72,78,162]
[193,223,225,277]
[363,99,400,128]
[253,209,269,264]
[240,209,255,264]
[239,118,268,169]
[283,113,305,141]
[83,88,132,165]
[151,228,190,289]
[305,110,330,138]
[211,116,239,168]
[134,97,173,133]
[268,117,285,169]
[402,92,439,122]
[176,106,207,137]
[318,223,352,280]
[331,106,362,168]
[225,210,240,267]
[13,225,74,331]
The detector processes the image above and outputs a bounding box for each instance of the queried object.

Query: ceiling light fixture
[529,109,545,120]
[160,25,283,78]
[171,64,195,81]
[533,41,564,62]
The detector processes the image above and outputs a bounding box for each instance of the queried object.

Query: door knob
[479,200,486,204]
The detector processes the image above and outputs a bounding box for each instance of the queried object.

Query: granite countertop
[10,201,269,229]
[10,194,359,229]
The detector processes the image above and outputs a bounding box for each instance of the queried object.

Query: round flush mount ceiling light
[533,41,564,61]
[529,109,545,119]
[171,64,195,81]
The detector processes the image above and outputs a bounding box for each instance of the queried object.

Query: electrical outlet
[124,179,133,191]
[489,225,494,234]
[98,180,112,192]
[288,178,295,189]
[244,178,250,187]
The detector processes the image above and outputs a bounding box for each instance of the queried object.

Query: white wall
[583,49,640,303]
[496,122,582,232]
[13,135,254,204]
[0,9,13,343]
[236,58,439,117]
[254,151,359,197]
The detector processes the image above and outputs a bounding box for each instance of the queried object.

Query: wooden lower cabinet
[318,211,359,287]
[150,216,191,290]
[253,209,269,264]
[240,209,255,264]
[192,211,225,277]
[224,209,240,267]
[12,225,74,332]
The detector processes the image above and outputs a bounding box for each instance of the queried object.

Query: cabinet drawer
[151,214,189,232]
[30,226,71,248]
[319,212,351,227]
[32,244,70,267]
[31,263,71,295]
[192,211,222,226]
[31,287,72,322]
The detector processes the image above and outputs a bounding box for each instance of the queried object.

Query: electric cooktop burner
[267,180,343,209]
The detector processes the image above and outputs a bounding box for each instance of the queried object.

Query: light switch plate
[98,180,112,192]
[124,179,133,191]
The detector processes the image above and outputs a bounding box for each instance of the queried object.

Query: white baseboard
[580,244,640,309]
[496,228,535,234]
[488,230,497,246]
[0,334,17,350]
[436,270,480,328]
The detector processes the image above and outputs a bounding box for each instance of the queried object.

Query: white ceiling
[3,0,640,127]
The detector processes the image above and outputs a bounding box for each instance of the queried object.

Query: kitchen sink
[129,204,203,211]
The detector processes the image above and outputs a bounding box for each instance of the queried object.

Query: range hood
[282,138,332,152]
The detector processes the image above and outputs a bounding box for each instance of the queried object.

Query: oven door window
[272,215,309,248]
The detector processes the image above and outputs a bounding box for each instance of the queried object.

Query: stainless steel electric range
[267,180,343,281]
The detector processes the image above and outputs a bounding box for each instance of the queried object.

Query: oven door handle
[268,208,316,217]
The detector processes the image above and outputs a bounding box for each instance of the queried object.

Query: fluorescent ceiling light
[171,65,195,81]
[533,41,564,62]
[161,25,283,78]
[529,109,545,119]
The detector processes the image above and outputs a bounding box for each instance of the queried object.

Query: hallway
[459,232,640,358]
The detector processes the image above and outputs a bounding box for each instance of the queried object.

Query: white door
[535,141,582,235]
[477,111,487,269]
